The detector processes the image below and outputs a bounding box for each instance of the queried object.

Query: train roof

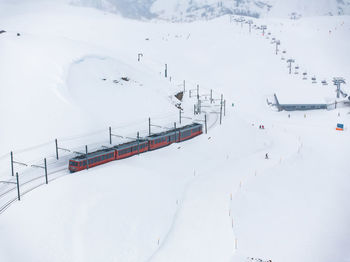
[147,123,202,139]
[113,139,147,149]
[71,147,115,161]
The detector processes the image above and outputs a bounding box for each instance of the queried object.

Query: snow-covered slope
[0,1,349,262]
[72,0,350,21]
[152,0,350,21]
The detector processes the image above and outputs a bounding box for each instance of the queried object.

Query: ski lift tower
[261,25,267,36]
[247,20,253,33]
[287,59,295,74]
[333,77,346,98]
[275,40,280,55]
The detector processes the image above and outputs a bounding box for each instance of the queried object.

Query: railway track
[0,167,68,214]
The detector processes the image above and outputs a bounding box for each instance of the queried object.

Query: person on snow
[265,153,269,159]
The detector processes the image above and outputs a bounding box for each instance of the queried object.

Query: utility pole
[55,139,59,160]
[148,117,151,135]
[109,127,112,144]
[210,89,213,103]
[137,132,140,155]
[197,84,199,100]
[275,40,280,55]
[224,100,226,116]
[287,59,295,74]
[85,145,89,170]
[179,109,182,124]
[183,80,186,92]
[44,158,48,184]
[10,151,14,177]
[16,172,20,201]
[165,64,168,78]
[333,77,346,99]
[220,94,223,125]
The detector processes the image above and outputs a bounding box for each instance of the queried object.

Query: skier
[265,153,269,159]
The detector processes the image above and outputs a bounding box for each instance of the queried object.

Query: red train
[69,123,203,172]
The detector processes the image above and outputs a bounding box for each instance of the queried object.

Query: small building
[273,94,328,111]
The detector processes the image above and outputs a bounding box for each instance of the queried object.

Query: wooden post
[85,145,89,170]
[109,127,112,144]
[55,139,59,160]
[10,151,14,177]
[44,158,48,184]
[16,172,20,201]
[205,114,207,134]
[165,64,167,78]
[210,89,213,104]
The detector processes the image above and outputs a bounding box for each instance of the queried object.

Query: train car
[68,122,203,173]
[69,148,115,173]
[178,123,203,142]
[147,129,180,150]
[114,139,149,160]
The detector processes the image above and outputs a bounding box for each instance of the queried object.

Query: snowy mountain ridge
[72,0,350,20]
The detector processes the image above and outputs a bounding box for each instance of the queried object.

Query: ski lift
[321,80,328,85]
[282,50,287,54]
[302,72,307,80]
[312,76,317,83]
[295,65,299,70]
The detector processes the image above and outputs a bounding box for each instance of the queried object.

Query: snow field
[0,2,349,262]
